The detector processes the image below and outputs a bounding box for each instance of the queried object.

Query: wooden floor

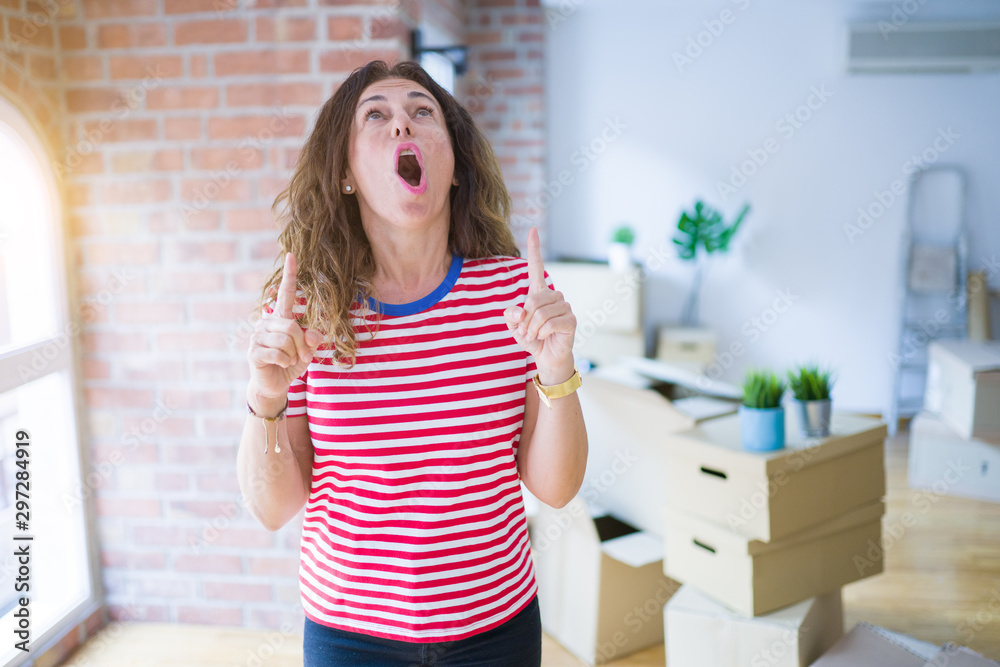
[60,429,1000,666]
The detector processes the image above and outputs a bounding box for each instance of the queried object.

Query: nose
[391,111,412,137]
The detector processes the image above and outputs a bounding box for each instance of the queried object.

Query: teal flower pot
[739,405,786,451]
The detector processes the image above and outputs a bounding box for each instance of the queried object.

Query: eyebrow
[357,90,437,111]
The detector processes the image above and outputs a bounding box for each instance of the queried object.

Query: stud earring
[345,185,352,192]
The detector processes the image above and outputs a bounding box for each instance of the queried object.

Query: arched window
[0,93,98,664]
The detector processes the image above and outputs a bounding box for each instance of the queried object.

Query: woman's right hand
[247,251,323,400]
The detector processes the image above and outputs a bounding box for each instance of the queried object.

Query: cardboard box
[531,498,679,666]
[925,645,1000,666]
[810,622,999,666]
[809,622,937,666]
[664,585,843,667]
[657,325,717,366]
[663,411,887,541]
[574,367,737,537]
[909,411,1000,504]
[573,330,645,367]
[663,500,884,616]
[544,261,642,333]
[925,339,1000,440]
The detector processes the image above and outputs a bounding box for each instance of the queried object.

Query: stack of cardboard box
[660,410,889,666]
[531,365,739,665]
[909,340,1000,504]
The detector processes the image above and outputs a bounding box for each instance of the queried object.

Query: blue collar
[360,252,463,316]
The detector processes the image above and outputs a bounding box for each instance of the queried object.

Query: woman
[237,60,588,666]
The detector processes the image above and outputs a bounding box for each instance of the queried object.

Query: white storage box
[908,411,1000,504]
[531,498,679,666]
[657,325,717,366]
[664,584,843,667]
[664,411,887,541]
[544,261,642,333]
[663,500,885,616]
[925,339,1000,440]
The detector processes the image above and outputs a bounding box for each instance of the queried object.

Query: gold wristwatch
[532,367,583,409]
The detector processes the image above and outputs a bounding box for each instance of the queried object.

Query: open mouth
[397,151,423,188]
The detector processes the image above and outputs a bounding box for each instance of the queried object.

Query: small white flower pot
[608,242,632,273]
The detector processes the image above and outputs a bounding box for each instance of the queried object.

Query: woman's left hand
[504,226,577,373]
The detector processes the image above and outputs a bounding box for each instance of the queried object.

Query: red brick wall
[49,0,420,632]
[2,0,547,636]
[464,0,546,253]
[0,0,66,181]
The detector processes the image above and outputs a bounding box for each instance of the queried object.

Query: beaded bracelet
[247,397,288,453]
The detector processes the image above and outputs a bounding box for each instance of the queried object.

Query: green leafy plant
[787,364,834,401]
[673,200,750,326]
[741,368,786,409]
[673,200,749,260]
[612,224,635,245]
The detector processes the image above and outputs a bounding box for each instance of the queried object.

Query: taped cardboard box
[531,497,679,666]
[809,622,937,666]
[663,411,887,542]
[908,411,1000,504]
[663,500,884,617]
[665,584,843,667]
[925,339,1000,440]
[810,622,1000,666]
[574,366,737,538]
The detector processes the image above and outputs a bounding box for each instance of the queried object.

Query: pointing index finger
[275,252,297,320]
[527,226,545,294]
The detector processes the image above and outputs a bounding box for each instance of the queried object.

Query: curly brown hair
[253,59,521,368]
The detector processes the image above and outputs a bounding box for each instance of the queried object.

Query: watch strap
[532,367,583,409]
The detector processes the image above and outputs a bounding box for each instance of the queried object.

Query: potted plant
[673,200,749,327]
[787,364,835,438]
[609,224,635,273]
[739,368,786,451]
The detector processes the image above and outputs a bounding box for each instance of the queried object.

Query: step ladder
[886,165,968,436]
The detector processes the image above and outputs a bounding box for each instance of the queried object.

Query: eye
[363,107,383,121]
[416,106,434,116]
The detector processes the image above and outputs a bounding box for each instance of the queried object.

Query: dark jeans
[303,595,542,667]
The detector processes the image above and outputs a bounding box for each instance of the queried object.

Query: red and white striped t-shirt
[262,253,553,642]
